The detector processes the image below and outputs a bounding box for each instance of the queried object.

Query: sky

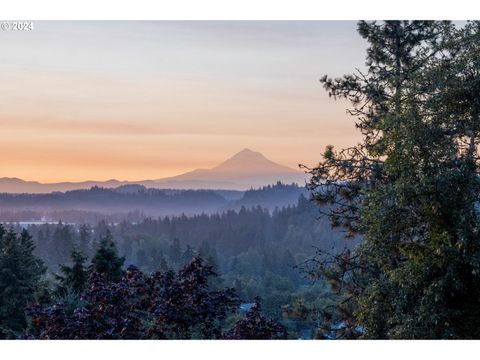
[0,21,367,182]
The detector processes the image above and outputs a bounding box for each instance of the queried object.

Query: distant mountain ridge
[0,182,308,222]
[0,149,306,193]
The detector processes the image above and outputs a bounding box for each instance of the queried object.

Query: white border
[0,339,476,360]
[0,0,479,20]
[1,1,479,358]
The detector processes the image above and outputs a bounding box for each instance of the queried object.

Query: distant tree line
[0,183,304,220]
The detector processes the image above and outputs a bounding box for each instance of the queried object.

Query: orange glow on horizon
[0,21,365,182]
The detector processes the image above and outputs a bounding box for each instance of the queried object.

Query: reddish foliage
[223,297,287,340]
[27,258,239,339]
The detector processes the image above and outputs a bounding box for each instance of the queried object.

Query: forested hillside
[9,193,352,330]
[0,183,304,221]
[0,191,352,339]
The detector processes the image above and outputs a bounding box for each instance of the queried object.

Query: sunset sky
[0,21,367,182]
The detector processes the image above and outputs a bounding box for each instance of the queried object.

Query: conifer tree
[78,224,91,256]
[55,248,89,296]
[306,21,480,339]
[0,226,46,338]
[182,245,195,265]
[90,230,125,282]
[169,237,182,265]
[51,223,75,267]
[206,249,219,271]
[158,254,170,273]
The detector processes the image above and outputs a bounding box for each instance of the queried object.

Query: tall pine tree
[91,230,125,282]
[0,226,46,338]
[55,248,89,296]
[306,21,480,339]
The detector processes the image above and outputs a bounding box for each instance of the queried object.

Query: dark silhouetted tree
[78,224,91,256]
[55,249,89,296]
[90,230,125,282]
[304,21,480,339]
[0,227,46,338]
[181,245,195,265]
[169,237,182,265]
